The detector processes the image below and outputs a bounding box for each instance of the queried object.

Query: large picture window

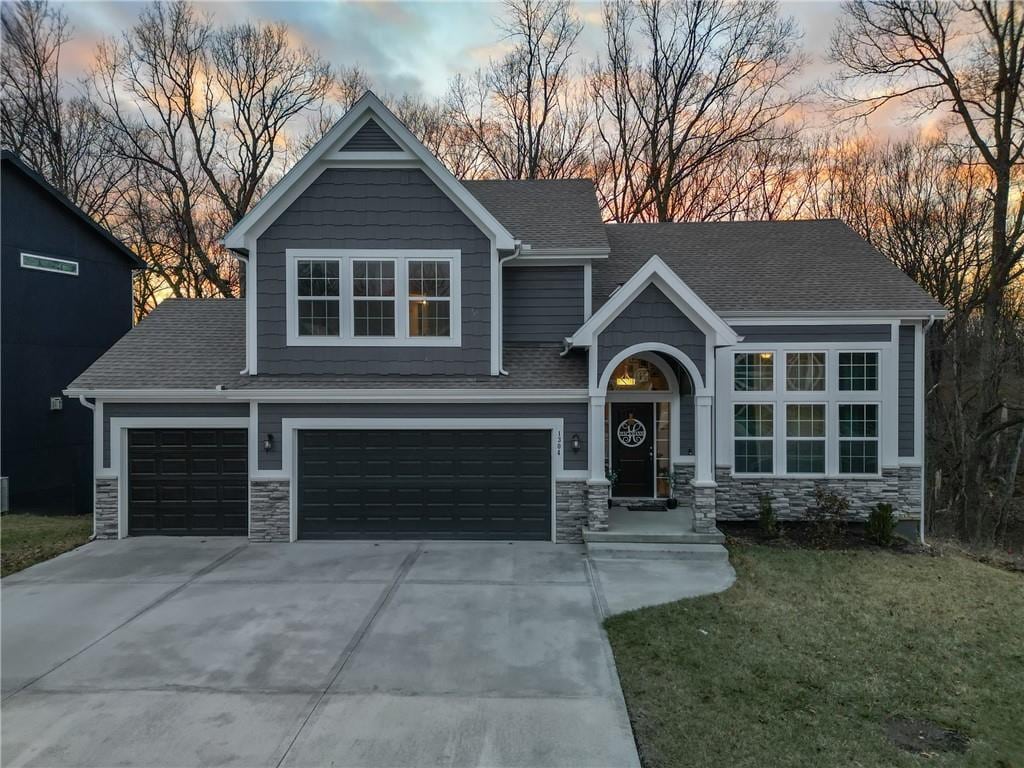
[839,403,879,474]
[297,259,340,337]
[734,404,774,473]
[734,353,774,392]
[786,404,825,473]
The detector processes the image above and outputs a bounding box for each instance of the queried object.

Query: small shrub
[866,503,897,546]
[810,486,851,547]
[758,493,779,538]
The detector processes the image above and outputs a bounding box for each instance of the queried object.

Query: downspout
[919,313,940,545]
[234,251,250,375]
[497,243,523,375]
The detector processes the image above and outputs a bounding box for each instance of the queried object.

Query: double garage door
[127,428,552,540]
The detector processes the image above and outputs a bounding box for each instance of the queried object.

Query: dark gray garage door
[297,429,552,540]
[127,429,248,536]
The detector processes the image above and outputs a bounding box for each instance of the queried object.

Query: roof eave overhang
[222,92,516,252]
[722,309,949,321]
[567,255,740,348]
[64,387,589,402]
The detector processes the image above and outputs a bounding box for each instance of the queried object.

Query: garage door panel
[128,429,248,536]
[298,429,552,540]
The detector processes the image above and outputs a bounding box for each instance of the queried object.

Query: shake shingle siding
[257,402,589,471]
[597,284,706,383]
[503,265,584,344]
[256,168,492,375]
[898,325,916,457]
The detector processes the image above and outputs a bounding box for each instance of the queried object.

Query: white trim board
[66,388,590,402]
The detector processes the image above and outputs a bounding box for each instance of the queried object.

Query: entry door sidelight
[610,403,655,497]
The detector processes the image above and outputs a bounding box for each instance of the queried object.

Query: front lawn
[1,514,92,577]
[606,544,1024,768]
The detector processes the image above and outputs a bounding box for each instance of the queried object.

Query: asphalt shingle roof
[596,220,945,314]
[462,179,608,252]
[66,299,586,391]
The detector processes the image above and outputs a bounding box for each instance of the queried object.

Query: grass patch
[1,514,92,577]
[606,545,1024,768]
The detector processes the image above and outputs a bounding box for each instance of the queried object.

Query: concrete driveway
[1,538,643,768]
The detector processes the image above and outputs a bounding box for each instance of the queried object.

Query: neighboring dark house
[67,93,946,547]
[1,151,144,516]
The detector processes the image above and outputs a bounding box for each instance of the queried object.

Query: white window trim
[285,249,461,347]
[20,252,79,276]
[783,401,828,476]
[733,401,775,476]
[837,401,882,477]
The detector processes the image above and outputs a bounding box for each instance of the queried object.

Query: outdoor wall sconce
[264,434,274,452]
[570,433,581,453]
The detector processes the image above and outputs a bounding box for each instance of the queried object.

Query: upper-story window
[20,252,79,277]
[286,249,461,347]
[734,352,774,391]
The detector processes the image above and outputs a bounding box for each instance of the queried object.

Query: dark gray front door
[610,403,654,497]
[297,429,552,540]
[127,429,248,536]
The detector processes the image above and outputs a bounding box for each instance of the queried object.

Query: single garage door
[127,429,248,536]
[297,429,552,540]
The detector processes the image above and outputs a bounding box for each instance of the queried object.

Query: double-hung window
[297,259,340,337]
[352,260,396,337]
[839,403,879,474]
[408,260,451,337]
[786,404,826,473]
[734,404,774,473]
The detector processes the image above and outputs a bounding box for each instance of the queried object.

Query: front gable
[338,118,402,153]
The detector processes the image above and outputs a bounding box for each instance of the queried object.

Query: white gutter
[232,250,250,375]
[77,395,95,411]
[497,242,523,375]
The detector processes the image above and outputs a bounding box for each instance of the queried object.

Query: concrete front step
[585,541,729,561]
[583,527,725,545]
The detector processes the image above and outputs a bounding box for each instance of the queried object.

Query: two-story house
[65,93,945,545]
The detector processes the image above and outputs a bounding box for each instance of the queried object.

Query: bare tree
[1,0,129,222]
[831,0,1024,543]
[449,0,590,179]
[591,0,805,222]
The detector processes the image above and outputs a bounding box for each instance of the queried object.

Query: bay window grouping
[732,349,883,476]
[288,249,460,345]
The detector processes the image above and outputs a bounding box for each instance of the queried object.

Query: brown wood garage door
[297,429,552,540]
[127,428,248,536]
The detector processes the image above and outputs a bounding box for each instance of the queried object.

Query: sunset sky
[55,0,934,141]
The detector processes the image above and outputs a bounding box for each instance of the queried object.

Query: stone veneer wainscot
[249,479,290,542]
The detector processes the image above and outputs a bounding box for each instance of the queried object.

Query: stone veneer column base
[555,480,588,543]
[586,480,611,532]
[671,463,695,508]
[249,479,290,542]
[94,478,119,539]
[691,485,717,532]
[714,466,924,521]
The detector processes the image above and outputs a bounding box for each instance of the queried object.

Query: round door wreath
[617,418,647,447]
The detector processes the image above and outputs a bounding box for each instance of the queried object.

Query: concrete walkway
[2,538,733,767]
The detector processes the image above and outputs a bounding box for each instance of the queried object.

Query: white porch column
[694,394,715,485]
[588,395,606,482]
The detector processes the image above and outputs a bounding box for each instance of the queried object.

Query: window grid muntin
[838,402,880,474]
[408,259,452,337]
[296,259,341,337]
[785,403,826,474]
[839,351,879,391]
[20,252,79,276]
[786,352,825,391]
[734,403,774,474]
[734,352,774,392]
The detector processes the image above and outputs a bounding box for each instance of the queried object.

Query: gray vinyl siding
[597,285,707,383]
[340,119,401,152]
[679,394,695,457]
[102,402,249,468]
[731,324,892,343]
[256,168,491,375]
[898,325,916,457]
[257,402,588,472]
[503,265,584,344]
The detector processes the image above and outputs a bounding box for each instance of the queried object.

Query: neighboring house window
[786,403,826,473]
[408,260,450,337]
[839,352,878,391]
[734,352,774,391]
[352,260,396,337]
[20,252,78,276]
[839,403,879,474]
[297,259,340,336]
[786,352,825,391]
[734,403,773,473]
